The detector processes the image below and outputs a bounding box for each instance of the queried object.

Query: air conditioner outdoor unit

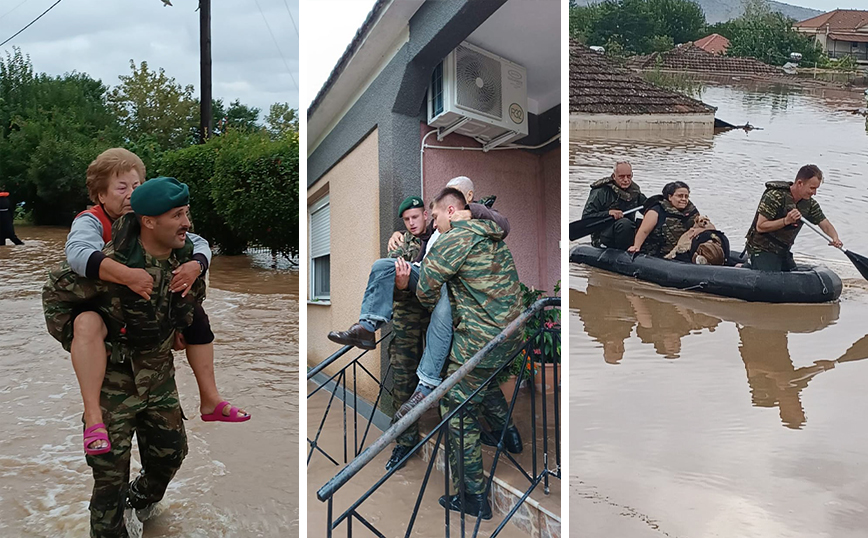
[427,42,528,148]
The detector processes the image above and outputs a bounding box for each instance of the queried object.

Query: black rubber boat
[570,244,842,303]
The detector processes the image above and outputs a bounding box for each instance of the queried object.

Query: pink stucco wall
[421,125,561,294]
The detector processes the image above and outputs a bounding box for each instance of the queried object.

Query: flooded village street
[570,82,868,537]
[0,228,299,537]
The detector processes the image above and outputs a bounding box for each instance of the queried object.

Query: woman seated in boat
[628,181,699,260]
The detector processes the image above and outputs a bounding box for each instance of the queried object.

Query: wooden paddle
[801,218,868,280]
[569,206,642,241]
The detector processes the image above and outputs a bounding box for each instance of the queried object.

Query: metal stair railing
[307,331,395,467]
[315,297,561,538]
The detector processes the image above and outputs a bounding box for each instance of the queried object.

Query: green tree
[211,98,261,135]
[569,0,706,54]
[726,0,823,65]
[210,129,299,257]
[264,102,298,138]
[107,60,197,150]
[0,48,121,224]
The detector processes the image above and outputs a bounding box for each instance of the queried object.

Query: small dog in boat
[665,215,716,261]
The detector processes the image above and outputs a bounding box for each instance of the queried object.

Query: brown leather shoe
[327,323,376,350]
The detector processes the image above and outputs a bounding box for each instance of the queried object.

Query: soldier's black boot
[438,493,493,520]
[480,425,523,454]
[385,444,413,471]
[327,323,376,350]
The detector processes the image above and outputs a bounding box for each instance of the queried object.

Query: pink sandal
[201,401,251,423]
[84,423,111,455]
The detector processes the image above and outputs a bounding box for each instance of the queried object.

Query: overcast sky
[0,0,299,118]
[302,0,375,110]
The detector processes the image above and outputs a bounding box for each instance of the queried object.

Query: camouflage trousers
[389,295,430,447]
[440,362,513,496]
[85,359,187,538]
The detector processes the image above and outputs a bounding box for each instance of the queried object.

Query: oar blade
[844,249,868,280]
[569,215,613,241]
[838,333,868,364]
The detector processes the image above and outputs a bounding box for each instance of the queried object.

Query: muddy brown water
[570,83,868,537]
[0,226,299,537]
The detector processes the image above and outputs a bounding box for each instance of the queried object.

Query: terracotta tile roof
[694,34,730,54]
[828,32,868,43]
[795,9,868,31]
[569,41,715,115]
[627,44,781,76]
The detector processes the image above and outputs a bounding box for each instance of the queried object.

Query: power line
[0,0,62,49]
[0,0,34,22]
[252,0,298,92]
[282,0,298,37]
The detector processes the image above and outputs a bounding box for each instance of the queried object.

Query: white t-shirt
[423,229,441,259]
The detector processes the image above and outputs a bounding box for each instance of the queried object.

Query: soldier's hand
[125,268,154,300]
[170,261,200,297]
[829,237,843,249]
[784,209,802,226]
[387,231,404,252]
[609,209,624,219]
[394,258,411,290]
[173,331,187,351]
[451,209,472,222]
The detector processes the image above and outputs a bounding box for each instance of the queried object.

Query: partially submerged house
[570,41,716,133]
[628,43,781,76]
[794,9,868,64]
[694,33,730,55]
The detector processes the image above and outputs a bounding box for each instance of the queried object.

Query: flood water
[570,82,868,537]
[0,227,299,537]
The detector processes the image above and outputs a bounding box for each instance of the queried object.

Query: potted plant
[519,281,561,394]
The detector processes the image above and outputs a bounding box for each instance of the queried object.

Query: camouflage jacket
[388,231,422,262]
[745,181,826,255]
[417,219,522,370]
[583,176,646,219]
[43,213,204,366]
[642,198,699,257]
[583,176,646,244]
[388,231,422,302]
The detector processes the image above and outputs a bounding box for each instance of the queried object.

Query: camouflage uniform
[745,181,826,271]
[43,214,203,538]
[386,231,430,448]
[641,198,699,258]
[417,219,522,495]
[582,176,646,249]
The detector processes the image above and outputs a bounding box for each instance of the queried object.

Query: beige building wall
[570,113,714,135]
[307,129,382,401]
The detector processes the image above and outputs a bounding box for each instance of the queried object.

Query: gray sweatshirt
[66,212,212,279]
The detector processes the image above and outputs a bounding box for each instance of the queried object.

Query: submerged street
[570,81,868,537]
[0,227,299,537]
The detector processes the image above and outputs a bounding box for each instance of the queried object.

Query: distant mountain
[571,0,824,24]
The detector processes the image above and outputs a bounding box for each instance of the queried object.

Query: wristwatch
[195,260,206,275]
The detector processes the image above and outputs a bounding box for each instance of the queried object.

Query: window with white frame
[309,194,330,301]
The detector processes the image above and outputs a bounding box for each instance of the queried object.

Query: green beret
[131,176,190,216]
[398,195,424,217]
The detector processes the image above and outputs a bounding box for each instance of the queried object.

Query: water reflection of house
[794,9,868,64]
[569,40,716,133]
[307,0,560,398]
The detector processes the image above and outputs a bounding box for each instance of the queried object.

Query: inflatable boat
[570,245,842,303]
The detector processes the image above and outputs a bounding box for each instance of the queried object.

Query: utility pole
[199,0,212,143]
